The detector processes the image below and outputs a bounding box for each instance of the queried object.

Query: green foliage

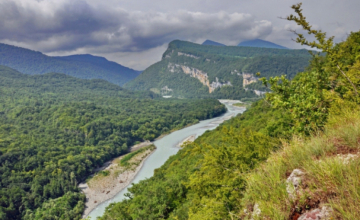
[0,66,226,219]
[23,192,85,220]
[186,129,277,219]
[99,170,110,177]
[125,40,312,99]
[261,3,360,135]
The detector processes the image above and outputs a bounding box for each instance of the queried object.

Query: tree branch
[337,65,358,96]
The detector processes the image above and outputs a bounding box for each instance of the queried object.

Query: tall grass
[241,110,360,219]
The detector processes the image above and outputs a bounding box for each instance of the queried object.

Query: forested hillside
[0,66,226,220]
[124,40,312,99]
[0,44,140,86]
[100,4,360,219]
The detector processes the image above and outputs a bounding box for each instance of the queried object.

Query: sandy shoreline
[79,144,154,218]
[176,134,196,147]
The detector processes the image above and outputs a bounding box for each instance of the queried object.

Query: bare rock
[250,203,261,220]
[338,153,358,164]
[286,169,304,199]
[298,206,333,220]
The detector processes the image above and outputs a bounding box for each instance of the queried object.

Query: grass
[120,145,156,167]
[233,101,252,108]
[240,110,360,219]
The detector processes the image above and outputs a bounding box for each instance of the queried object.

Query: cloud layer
[0,0,272,54]
[1,0,359,69]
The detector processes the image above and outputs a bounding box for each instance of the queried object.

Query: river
[87,100,245,219]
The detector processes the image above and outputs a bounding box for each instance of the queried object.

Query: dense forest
[125,39,312,99]
[0,66,226,220]
[0,44,140,86]
[100,5,360,219]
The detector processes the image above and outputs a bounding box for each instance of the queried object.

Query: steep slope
[202,40,226,46]
[238,38,288,49]
[125,40,311,99]
[0,43,140,86]
[99,27,360,220]
[0,65,226,220]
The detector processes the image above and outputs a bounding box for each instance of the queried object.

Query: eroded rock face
[243,73,258,87]
[167,63,232,93]
[298,206,333,220]
[286,169,304,199]
[177,52,200,59]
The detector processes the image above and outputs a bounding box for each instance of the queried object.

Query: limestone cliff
[177,52,200,59]
[168,63,232,93]
[242,73,258,87]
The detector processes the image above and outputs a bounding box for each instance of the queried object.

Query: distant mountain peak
[202,40,226,46]
[238,39,288,49]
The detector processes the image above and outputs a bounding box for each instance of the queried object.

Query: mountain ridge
[125,40,312,99]
[202,40,226,46]
[0,43,140,86]
[238,38,288,49]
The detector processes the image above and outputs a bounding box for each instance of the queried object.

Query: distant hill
[202,40,226,46]
[0,43,140,86]
[238,39,288,49]
[125,40,312,99]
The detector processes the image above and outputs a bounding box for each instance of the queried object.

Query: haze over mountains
[0,43,140,86]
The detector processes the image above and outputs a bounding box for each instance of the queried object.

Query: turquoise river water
[88,100,245,219]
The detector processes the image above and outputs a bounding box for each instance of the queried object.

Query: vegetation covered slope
[0,43,140,86]
[124,40,311,99]
[0,65,226,220]
[100,4,360,220]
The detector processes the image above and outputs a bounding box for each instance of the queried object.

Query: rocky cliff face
[242,73,258,87]
[177,52,200,59]
[168,63,232,93]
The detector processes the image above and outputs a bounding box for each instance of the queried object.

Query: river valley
[87,100,245,219]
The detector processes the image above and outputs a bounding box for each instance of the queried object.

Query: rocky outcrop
[177,52,200,59]
[286,169,305,200]
[180,66,210,91]
[164,50,174,59]
[298,206,333,220]
[209,77,232,93]
[168,63,232,93]
[168,63,181,73]
[243,73,258,87]
[231,69,242,76]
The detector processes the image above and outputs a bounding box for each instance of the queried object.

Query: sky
[0,0,359,70]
